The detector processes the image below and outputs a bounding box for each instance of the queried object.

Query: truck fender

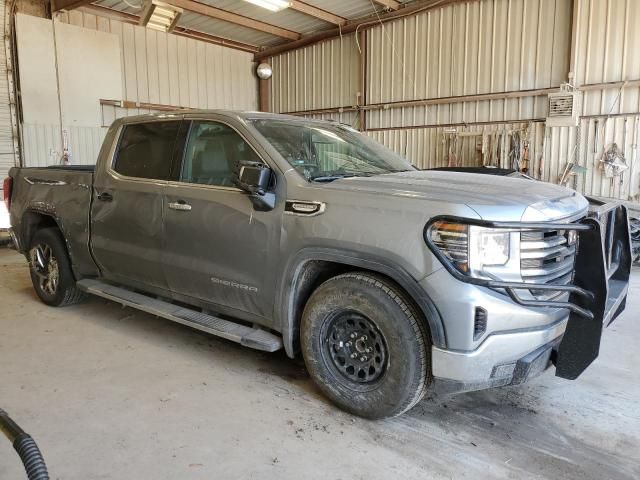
[277,247,447,358]
[20,208,79,278]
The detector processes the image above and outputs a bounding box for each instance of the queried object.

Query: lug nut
[362,335,367,341]
[345,341,352,347]
[360,356,367,362]
[365,348,372,353]
[350,353,357,359]
[350,333,357,339]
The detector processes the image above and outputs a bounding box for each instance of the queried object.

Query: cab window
[113,121,181,180]
[180,121,262,187]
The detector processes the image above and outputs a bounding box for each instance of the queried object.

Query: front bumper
[426,202,632,390]
[431,321,565,393]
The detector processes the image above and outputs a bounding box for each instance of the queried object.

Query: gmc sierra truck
[3,111,632,419]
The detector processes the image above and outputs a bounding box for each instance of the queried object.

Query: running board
[77,279,282,352]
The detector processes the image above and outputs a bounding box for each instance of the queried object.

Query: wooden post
[259,78,269,112]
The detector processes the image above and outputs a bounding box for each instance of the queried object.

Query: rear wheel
[300,272,431,419]
[28,228,85,307]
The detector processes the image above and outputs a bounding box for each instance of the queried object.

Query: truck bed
[8,165,98,277]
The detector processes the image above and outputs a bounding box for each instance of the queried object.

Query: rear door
[161,119,279,319]
[91,119,186,290]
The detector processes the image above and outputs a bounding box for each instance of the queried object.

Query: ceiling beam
[56,0,301,41]
[373,0,402,10]
[78,4,260,53]
[289,1,346,26]
[255,0,466,61]
[51,0,93,12]
[169,0,300,40]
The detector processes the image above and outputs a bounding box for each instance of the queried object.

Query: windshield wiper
[310,173,358,182]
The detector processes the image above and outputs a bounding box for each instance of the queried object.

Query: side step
[77,279,282,352]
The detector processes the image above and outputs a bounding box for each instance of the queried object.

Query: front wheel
[28,228,85,307]
[300,272,432,419]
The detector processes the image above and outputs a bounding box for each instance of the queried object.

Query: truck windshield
[250,119,415,181]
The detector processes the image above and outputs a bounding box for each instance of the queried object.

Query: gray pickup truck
[4,111,632,419]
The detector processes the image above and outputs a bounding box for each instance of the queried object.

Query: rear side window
[113,121,181,180]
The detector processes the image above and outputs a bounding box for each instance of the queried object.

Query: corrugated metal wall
[267,0,640,202]
[20,11,258,167]
[366,0,571,128]
[58,10,258,114]
[0,0,16,178]
[573,0,640,116]
[0,0,17,228]
[270,34,360,113]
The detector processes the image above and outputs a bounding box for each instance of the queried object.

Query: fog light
[491,362,516,379]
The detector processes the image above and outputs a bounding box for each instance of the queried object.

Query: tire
[28,228,86,307]
[300,272,431,419]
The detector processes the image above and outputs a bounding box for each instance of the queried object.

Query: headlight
[428,221,512,279]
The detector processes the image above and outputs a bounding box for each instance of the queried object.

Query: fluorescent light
[139,0,183,33]
[243,0,291,12]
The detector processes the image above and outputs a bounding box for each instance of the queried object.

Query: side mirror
[236,161,275,211]
[238,162,271,194]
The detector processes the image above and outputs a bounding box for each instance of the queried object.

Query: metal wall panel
[20,12,258,168]
[269,33,360,113]
[367,121,546,171]
[572,0,640,116]
[21,125,106,167]
[58,10,258,114]
[367,0,572,128]
[550,116,640,201]
[266,0,640,201]
[0,0,16,181]
[0,0,17,228]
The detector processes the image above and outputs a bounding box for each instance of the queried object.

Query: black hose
[0,409,49,480]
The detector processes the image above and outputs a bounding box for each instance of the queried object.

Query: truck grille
[520,230,577,297]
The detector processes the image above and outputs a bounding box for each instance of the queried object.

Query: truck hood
[332,170,589,221]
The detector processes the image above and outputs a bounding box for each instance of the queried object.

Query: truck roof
[113,110,331,126]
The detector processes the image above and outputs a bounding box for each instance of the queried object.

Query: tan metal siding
[572,0,640,116]
[58,10,258,115]
[269,34,360,113]
[367,0,571,128]
[20,12,258,168]
[0,0,17,180]
[367,122,545,171]
[267,0,640,201]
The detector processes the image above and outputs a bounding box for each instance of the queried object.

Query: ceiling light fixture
[243,0,291,13]
[140,0,183,33]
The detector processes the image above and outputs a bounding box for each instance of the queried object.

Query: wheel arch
[278,248,446,358]
[20,209,64,251]
[20,210,79,280]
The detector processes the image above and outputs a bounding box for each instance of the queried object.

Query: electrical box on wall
[546,90,582,127]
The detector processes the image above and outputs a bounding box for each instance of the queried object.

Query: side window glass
[113,121,181,180]
[181,121,262,187]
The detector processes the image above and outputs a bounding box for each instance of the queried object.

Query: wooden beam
[289,1,346,26]
[373,0,401,10]
[169,0,301,40]
[80,4,260,53]
[258,79,269,112]
[51,0,94,12]
[254,0,467,61]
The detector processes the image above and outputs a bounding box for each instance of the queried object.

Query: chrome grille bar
[520,229,577,296]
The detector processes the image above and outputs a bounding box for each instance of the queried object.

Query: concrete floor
[0,248,638,480]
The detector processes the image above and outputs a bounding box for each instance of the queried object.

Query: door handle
[97,192,113,202]
[168,201,192,211]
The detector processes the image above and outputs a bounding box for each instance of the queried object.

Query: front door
[91,119,185,290]
[161,119,279,320]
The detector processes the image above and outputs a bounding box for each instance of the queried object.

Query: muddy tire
[300,272,431,419]
[28,228,85,307]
